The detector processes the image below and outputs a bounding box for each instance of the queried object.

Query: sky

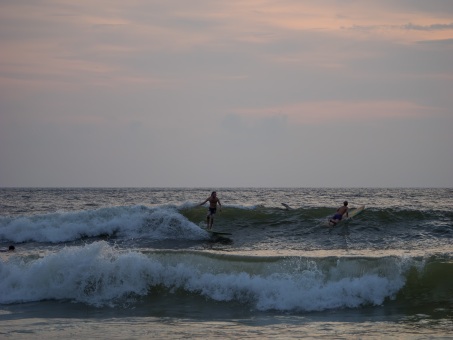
[0,0,452,188]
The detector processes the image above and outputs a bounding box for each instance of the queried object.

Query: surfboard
[281,203,292,210]
[201,228,232,236]
[326,205,365,227]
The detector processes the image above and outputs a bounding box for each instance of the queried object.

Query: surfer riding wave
[199,191,222,230]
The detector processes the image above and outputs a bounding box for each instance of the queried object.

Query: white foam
[0,242,409,311]
[0,206,205,243]
[0,242,159,306]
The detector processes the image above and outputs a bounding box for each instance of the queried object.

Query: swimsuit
[332,213,343,220]
[207,208,217,216]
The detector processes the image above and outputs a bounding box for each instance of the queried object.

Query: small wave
[0,205,206,243]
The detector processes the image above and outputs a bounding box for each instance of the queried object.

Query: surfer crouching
[199,191,222,230]
[329,201,349,226]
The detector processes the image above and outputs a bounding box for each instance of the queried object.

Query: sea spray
[1,242,421,311]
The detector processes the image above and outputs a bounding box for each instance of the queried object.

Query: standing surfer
[199,191,222,230]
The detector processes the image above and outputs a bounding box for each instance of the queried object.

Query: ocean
[0,188,452,339]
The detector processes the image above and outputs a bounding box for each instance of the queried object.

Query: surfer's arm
[199,198,209,206]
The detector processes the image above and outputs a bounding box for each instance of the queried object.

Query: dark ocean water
[1,188,452,339]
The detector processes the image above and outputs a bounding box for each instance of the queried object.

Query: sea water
[0,188,452,339]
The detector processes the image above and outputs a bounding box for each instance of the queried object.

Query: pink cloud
[233,100,441,125]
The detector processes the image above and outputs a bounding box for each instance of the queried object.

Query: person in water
[0,245,15,252]
[329,201,349,226]
[199,191,222,230]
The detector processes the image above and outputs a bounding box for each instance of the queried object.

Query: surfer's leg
[209,215,214,229]
[206,212,212,229]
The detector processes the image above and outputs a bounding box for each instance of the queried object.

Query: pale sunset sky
[1,1,452,187]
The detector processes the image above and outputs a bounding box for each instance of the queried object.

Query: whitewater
[1,188,452,339]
